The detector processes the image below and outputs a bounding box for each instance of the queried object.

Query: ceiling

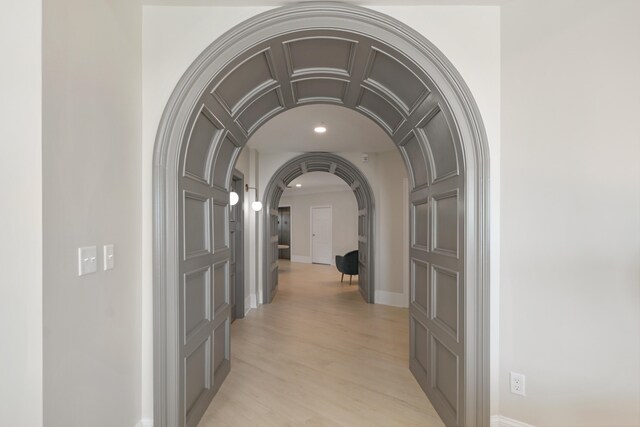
[246,104,395,153]
[143,0,508,5]
[288,171,349,188]
[281,171,352,197]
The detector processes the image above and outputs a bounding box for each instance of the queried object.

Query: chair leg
[349,275,352,285]
[341,273,344,283]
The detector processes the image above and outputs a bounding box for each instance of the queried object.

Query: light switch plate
[103,244,114,271]
[78,246,98,276]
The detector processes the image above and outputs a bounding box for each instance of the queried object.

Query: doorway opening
[229,171,244,322]
[278,170,363,288]
[153,3,490,427]
[261,153,376,304]
[310,206,332,264]
[276,206,290,261]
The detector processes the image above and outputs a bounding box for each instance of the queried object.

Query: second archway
[261,152,376,304]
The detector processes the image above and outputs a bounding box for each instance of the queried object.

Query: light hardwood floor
[198,261,444,427]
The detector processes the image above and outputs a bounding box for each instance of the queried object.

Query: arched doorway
[262,152,376,304]
[153,3,490,427]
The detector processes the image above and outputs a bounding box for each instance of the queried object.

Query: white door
[311,206,332,264]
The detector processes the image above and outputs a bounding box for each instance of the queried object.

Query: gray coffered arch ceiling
[262,153,376,304]
[153,3,490,427]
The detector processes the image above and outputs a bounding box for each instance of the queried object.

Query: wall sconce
[229,191,239,206]
[245,184,263,211]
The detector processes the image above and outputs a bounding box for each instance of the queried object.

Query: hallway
[198,261,444,427]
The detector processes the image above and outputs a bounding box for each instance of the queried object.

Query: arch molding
[153,3,490,426]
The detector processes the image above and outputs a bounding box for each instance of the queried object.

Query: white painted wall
[42,1,142,426]
[280,189,359,263]
[376,150,410,297]
[501,1,640,425]
[142,4,500,421]
[232,147,260,312]
[0,1,42,426]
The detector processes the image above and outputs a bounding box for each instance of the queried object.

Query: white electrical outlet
[510,372,525,396]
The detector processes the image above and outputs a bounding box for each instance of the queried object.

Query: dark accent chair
[335,250,359,285]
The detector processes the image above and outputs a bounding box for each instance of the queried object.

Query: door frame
[310,205,333,265]
[277,204,292,260]
[231,170,245,320]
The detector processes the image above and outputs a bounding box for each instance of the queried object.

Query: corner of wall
[0,0,43,425]
[374,290,408,308]
[490,415,536,427]
[135,419,153,427]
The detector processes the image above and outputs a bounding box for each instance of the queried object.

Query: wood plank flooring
[198,261,444,427]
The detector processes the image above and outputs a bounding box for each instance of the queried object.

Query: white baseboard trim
[291,255,311,264]
[490,415,536,427]
[135,419,153,427]
[249,294,257,309]
[244,295,252,315]
[374,290,408,308]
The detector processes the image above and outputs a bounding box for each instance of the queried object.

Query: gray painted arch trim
[153,3,490,427]
[261,153,376,304]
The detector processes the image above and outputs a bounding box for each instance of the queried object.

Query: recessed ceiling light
[314,124,327,134]
[295,183,302,187]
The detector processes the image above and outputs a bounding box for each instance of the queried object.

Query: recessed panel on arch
[401,133,430,188]
[183,192,211,259]
[356,88,405,134]
[213,320,229,378]
[364,48,430,114]
[431,265,459,340]
[420,108,459,182]
[211,135,239,190]
[292,77,347,104]
[432,190,459,257]
[184,109,222,184]
[213,49,277,116]
[413,319,430,375]
[185,336,211,421]
[212,199,229,252]
[212,261,228,314]
[333,166,356,186]
[183,267,211,341]
[304,160,328,173]
[412,259,430,315]
[413,199,430,249]
[431,335,460,423]
[236,89,284,135]
[283,36,357,77]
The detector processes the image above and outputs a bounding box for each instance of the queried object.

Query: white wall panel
[0,1,43,426]
[501,1,640,425]
[43,1,142,426]
[280,189,359,261]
